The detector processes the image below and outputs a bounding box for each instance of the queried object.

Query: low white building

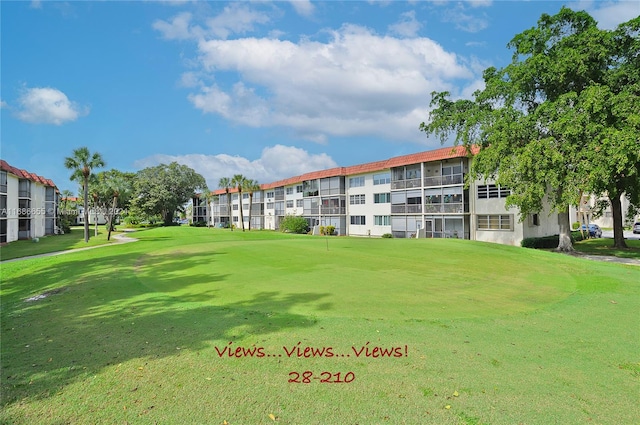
[1,160,59,243]
[198,146,562,246]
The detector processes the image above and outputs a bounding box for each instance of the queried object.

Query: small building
[1,160,59,243]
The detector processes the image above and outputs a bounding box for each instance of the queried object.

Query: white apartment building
[1,160,59,243]
[569,193,637,229]
[196,146,561,246]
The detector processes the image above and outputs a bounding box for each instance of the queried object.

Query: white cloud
[441,6,489,33]
[153,4,270,40]
[133,145,338,188]
[288,0,315,17]
[466,0,492,8]
[153,11,197,40]
[388,10,423,37]
[185,24,473,144]
[579,1,640,30]
[0,100,8,109]
[15,87,87,125]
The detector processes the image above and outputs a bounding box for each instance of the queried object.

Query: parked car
[580,224,602,238]
[633,222,640,234]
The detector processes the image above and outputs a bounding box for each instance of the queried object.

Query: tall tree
[421,8,639,251]
[201,190,214,228]
[578,17,640,248]
[218,177,232,231]
[64,147,105,243]
[132,162,207,226]
[104,175,131,240]
[244,179,261,231]
[231,174,248,231]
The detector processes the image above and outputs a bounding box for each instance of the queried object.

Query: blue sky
[2,0,638,193]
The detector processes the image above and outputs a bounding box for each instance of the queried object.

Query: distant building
[0,160,59,243]
[195,146,562,246]
[569,193,637,229]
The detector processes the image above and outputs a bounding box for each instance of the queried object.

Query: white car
[633,222,640,234]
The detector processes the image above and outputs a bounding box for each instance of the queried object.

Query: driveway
[600,229,640,240]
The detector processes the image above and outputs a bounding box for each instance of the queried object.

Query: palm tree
[60,189,73,211]
[201,190,214,228]
[106,176,129,240]
[64,147,105,243]
[244,179,261,231]
[231,174,247,231]
[218,177,232,231]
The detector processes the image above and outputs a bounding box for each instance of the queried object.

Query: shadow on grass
[1,243,329,410]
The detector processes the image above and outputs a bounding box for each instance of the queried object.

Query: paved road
[600,229,640,240]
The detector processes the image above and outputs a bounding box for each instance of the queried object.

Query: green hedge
[521,232,586,249]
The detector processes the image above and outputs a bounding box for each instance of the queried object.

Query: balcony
[424,203,465,214]
[320,207,345,215]
[391,178,421,190]
[391,204,422,214]
[423,174,463,187]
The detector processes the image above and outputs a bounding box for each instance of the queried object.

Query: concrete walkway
[565,252,640,267]
[0,232,139,264]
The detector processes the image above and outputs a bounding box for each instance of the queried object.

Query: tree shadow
[1,243,331,410]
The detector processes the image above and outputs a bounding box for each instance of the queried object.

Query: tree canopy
[421,8,640,251]
[132,162,207,226]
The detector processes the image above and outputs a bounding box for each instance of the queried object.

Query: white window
[350,215,366,225]
[286,187,294,195]
[374,215,390,226]
[349,176,365,188]
[373,173,390,185]
[477,214,513,231]
[296,199,303,207]
[349,194,365,205]
[286,200,294,208]
[374,193,390,203]
[296,185,303,193]
[477,184,510,199]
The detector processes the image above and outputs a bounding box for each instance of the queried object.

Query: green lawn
[573,237,640,259]
[1,227,638,424]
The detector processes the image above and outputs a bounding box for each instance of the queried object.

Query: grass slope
[1,227,638,425]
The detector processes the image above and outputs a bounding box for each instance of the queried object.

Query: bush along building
[1,160,59,243]
[194,146,560,246]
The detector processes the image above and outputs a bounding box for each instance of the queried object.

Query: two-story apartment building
[1,160,59,243]
[195,146,560,246]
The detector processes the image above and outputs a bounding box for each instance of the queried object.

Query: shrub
[59,216,73,234]
[319,226,325,235]
[279,215,310,234]
[521,232,585,249]
[325,225,336,235]
[190,220,207,227]
[381,233,393,238]
[572,222,581,230]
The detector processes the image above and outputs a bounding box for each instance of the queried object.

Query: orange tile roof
[256,145,477,188]
[0,159,58,188]
[209,146,477,194]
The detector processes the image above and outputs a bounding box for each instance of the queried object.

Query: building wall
[204,147,561,247]
[2,170,57,242]
[5,173,19,242]
[346,172,392,236]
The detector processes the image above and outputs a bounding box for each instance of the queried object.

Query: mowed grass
[1,227,638,425]
[0,226,120,261]
[573,237,640,259]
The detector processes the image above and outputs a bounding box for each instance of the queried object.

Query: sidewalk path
[565,252,640,267]
[0,232,139,264]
